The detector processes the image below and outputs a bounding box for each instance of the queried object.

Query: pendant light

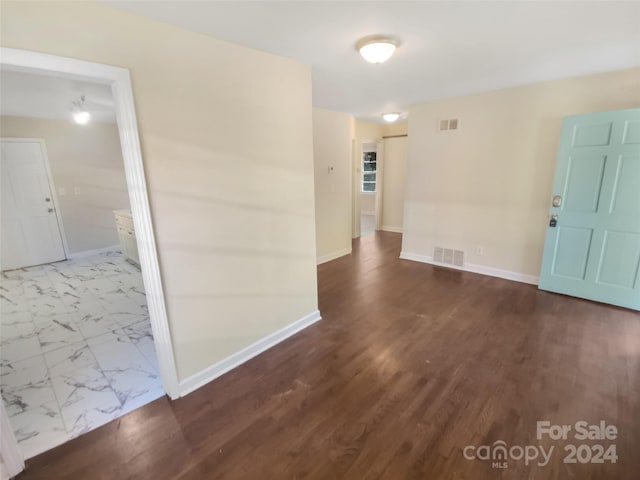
[72,95,91,125]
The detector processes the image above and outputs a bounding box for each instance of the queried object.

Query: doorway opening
[360,143,377,236]
[353,140,383,238]
[0,48,178,472]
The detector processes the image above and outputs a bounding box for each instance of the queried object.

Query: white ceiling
[0,70,116,123]
[105,1,640,123]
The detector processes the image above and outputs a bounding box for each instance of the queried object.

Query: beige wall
[354,120,382,142]
[382,122,408,137]
[312,108,353,261]
[403,67,640,278]
[1,116,129,254]
[1,2,318,382]
[381,136,407,231]
[355,119,407,139]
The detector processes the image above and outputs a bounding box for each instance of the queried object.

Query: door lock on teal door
[538,109,640,311]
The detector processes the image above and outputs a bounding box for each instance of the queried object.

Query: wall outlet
[328,165,335,174]
[475,246,484,256]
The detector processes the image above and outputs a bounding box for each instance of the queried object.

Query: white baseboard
[178,309,322,397]
[317,247,352,265]
[399,251,539,285]
[381,225,403,233]
[68,245,120,259]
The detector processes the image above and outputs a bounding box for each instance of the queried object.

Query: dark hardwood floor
[15,232,640,479]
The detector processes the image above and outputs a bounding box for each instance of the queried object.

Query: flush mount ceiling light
[71,95,91,125]
[356,35,400,64]
[382,113,401,123]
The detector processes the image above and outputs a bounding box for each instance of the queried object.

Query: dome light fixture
[356,35,400,64]
[71,95,91,125]
[382,113,401,123]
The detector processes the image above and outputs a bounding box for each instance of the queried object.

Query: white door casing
[0,49,180,475]
[352,139,361,238]
[0,402,24,479]
[0,47,180,398]
[374,141,384,230]
[0,48,180,397]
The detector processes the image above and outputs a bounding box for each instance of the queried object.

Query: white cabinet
[114,209,140,266]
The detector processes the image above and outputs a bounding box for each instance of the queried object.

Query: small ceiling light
[356,35,400,64]
[71,95,91,125]
[73,111,91,125]
[383,113,401,123]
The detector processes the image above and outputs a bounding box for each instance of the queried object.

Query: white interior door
[1,139,66,270]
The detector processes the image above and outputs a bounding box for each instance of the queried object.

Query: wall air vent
[453,249,464,267]
[433,246,464,267]
[438,118,460,132]
[443,248,454,264]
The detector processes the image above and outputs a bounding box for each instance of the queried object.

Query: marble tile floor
[0,250,164,459]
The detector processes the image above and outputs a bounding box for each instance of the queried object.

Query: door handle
[549,215,558,227]
[48,208,55,213]
[552,195,562,207]
[45,197,51,202]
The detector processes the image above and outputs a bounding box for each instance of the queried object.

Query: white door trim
[353,139,379,238]
[352,139,361,238]
[0,50,180,411]
[0,402,24,479]
[0,138,71,262]
[374,141,384,230]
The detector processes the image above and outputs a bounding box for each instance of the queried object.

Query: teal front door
[539,109,640,310]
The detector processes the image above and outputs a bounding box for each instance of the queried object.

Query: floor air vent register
[433,246,464,267]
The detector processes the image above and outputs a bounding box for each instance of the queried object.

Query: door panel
[563,155,606,212]
[539,109,640,310]
[572,122,612,146]
[622,120,640,144]
[1,140,66,270]
[609,155,640,215]
[551,227,593,279]
[596,231,640,288]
